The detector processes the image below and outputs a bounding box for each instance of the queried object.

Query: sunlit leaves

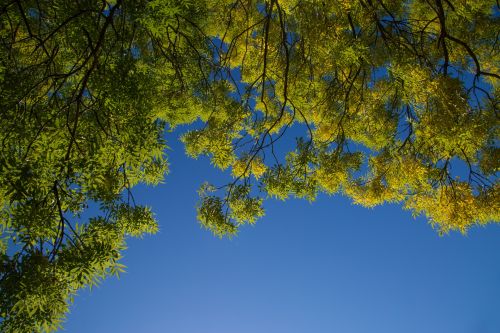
[405,182,480,234]
[1,0,499,331]
[0,0,206,330]
[197,183,264,237]
[228,185,264,225]
[197,195,237,237]
[315,151,362,195]
[115,204,159,237]
[232,156,267,179]
[185,0,499,238]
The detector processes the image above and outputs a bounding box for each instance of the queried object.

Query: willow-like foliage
[187,0,499,237]
[0,0,212,331]
[0,0,499,331]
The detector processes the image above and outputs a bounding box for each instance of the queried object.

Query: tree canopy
[0,0,498,331]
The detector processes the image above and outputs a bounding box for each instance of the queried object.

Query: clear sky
[64,133,500,333]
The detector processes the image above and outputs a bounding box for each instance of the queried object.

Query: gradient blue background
[64,134,500,333]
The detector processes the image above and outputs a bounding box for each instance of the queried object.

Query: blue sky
[64,134,500,333]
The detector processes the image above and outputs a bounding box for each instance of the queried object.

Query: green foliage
[0,0,210,331]
[184,0,499,239]
[197,194,237,237]
[1,0,499,331]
